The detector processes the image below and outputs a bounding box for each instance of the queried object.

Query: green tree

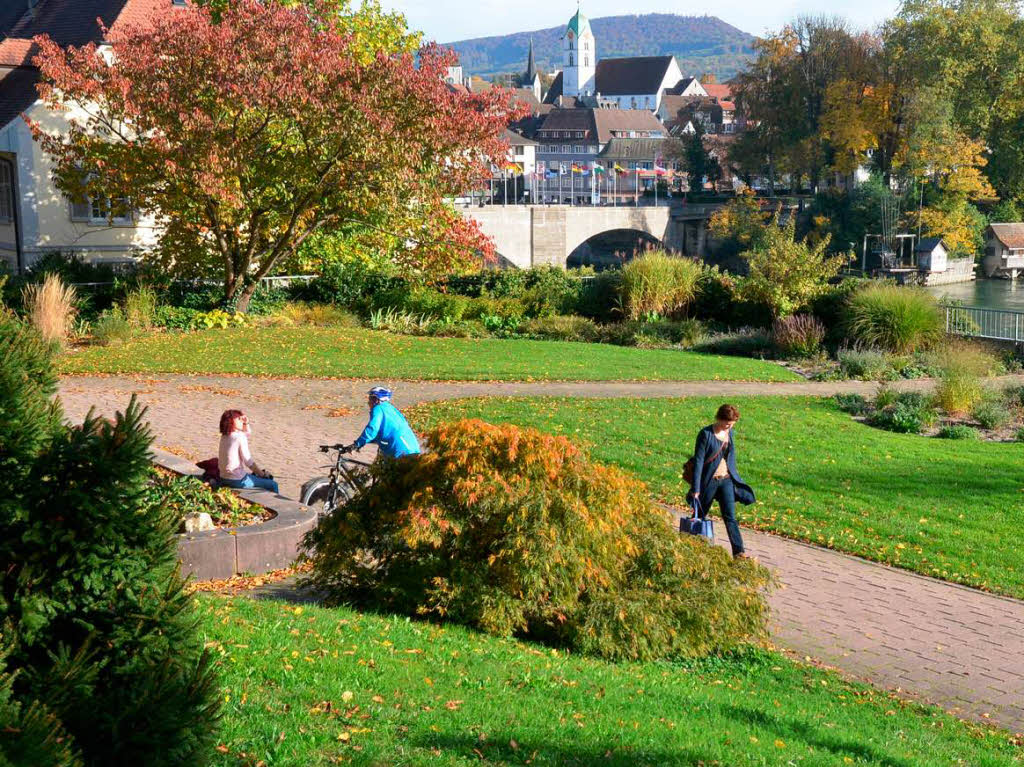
[0,644,81,767]
[681,124,721,194]
[738,215,847,318]
[0,316,220,766]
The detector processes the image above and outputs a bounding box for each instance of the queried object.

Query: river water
[925,278,1024,311]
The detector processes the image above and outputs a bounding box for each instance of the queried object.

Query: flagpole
[654,155,658,208]
[634,167,638,207]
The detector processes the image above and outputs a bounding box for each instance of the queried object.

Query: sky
[381,0,904,43]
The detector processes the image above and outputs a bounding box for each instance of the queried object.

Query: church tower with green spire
[562,6,595,98]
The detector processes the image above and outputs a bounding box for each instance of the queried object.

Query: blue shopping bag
[679,498,714,541]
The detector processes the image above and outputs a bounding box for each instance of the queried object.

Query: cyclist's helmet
[367,386,392,402]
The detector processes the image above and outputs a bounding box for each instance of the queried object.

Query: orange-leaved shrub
[301,419,773,661]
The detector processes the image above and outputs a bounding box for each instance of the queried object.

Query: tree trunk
[235,281,257,314]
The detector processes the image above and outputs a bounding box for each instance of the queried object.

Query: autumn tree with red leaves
[31,0,521,311]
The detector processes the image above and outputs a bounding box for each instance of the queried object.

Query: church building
[543,9,687,113]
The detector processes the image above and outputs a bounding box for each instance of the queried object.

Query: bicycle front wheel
[300,477,342,517]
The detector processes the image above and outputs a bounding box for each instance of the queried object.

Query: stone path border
[60,374,1024,735]
[154,447,317,580]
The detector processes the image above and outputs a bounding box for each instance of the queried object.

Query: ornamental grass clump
[618,250,702,320]
[302,419,773,661]
[932,340,993,415]
[21,273,77,346]
[844,284,943,353]
[771,314,825,359]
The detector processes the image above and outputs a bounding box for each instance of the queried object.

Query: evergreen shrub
[302,420,773,661]
[0,317,220,766]
[844,284,943,353]
[0,645,81,767]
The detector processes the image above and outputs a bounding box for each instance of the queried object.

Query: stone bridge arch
[463,205,684,269]
[566,228,664,268]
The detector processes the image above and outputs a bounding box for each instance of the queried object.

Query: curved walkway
[58,374,1024,735]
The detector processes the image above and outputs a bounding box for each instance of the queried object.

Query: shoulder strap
[704,439,725,467]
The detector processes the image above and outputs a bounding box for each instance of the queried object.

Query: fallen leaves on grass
[187,562,312,594]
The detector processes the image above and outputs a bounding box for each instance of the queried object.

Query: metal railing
[943,303,1024,342]
[69,274,315,291]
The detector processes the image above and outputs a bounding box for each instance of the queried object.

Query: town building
[983,224,1024,280]
[0,0,178,273]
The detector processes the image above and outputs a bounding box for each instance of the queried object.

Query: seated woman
[217,409,279,494]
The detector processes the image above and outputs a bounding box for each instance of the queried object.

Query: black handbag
[679,498,714,541]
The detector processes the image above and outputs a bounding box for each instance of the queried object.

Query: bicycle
[300,444,372,516]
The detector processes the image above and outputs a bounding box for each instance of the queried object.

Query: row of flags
[501,161,669,178]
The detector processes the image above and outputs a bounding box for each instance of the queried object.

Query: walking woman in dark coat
[688,403,755,558]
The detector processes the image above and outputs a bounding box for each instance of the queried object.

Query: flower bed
[150,467,274,529]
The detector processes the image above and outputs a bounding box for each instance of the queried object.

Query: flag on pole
[613,163,627,174]
[654,164,668,176]
[593,163,606,174]
[571,163,585,174]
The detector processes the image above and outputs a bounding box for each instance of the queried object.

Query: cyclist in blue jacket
[343,386,421,459]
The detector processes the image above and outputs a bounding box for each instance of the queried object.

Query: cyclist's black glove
[340,443,355,455]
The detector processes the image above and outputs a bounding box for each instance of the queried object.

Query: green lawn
[58,326,799,382]
[413,396,1024,599]
[200,595,1019,766]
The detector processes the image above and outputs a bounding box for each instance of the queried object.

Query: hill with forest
[445,14,755,81]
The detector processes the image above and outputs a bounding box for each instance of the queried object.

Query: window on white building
[569,54,574,66]
[514,145,524,156]
[0,163,12,223]
[70,193,133,225]
[562,144,570,153]
[588,145,597,153]
[573,145,584,153]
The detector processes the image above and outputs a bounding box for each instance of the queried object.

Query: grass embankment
[58,326,799,382]
[414,396,1024,599]
[201,596,1019,766]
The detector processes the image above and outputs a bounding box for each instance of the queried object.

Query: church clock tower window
[562,7,596,99]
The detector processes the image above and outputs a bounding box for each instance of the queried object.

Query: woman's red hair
[219,409,245,435]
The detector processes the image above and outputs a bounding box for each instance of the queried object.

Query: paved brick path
[58,374,1024,734]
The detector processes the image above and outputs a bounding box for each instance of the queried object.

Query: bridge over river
[461,203,720,268]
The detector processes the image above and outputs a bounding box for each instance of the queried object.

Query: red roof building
[0,1,186,272]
